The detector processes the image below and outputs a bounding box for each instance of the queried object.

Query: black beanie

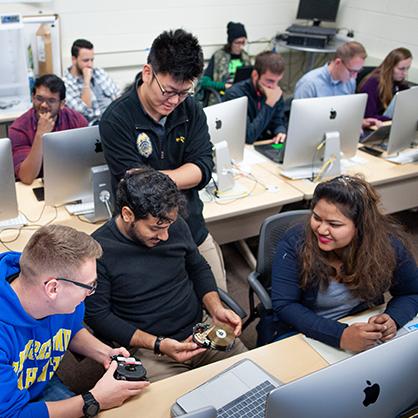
[227,22,247,44]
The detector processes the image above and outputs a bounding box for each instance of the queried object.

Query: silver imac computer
[385,87,418,163]
[282,93,367,179]
[43,126,113,222]
[204,96,247,163]
[0,137,20,225]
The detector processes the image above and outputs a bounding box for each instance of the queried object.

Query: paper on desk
[304,308,418,364]
[341,155,368,169]
[243,147,269,165]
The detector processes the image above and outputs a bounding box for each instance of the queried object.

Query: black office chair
[356,66,376,90]
[194,85,222,108]
[243,210,310,346]
[218,287,246,319]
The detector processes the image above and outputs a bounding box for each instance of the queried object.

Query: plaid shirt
[63,67,120,123]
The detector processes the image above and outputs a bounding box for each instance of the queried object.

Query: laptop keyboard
[254,144,285,164]
[217,380,275,418]
[287,24,337,37]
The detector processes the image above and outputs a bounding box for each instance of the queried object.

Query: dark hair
[147,29,204,82]
[300,175,411,300]
[358,47,412,109]
[71,38,94,58]
[254,51,285,76]
[32,74,66,100]
[116,168,186,222]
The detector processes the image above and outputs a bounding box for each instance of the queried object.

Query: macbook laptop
[233,65,253,83]
[171,359,281,417]
[172,329,418,417]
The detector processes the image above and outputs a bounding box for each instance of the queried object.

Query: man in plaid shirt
[63,39,120,124]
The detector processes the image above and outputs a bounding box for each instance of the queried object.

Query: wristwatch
[154,336,165,356]
[82,392,100,417]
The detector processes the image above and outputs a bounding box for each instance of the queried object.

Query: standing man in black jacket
[223,51,287,144]
[85,169,246,382]
[99,29,227,291]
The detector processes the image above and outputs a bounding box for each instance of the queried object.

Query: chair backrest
[256,210,310,288]
[356,66,377,90]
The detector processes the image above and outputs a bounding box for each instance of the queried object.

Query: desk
[0,180,99,252]
[257,149,418,214]
[203,163,303,244]
[0,165,304,251]
[99,334,328,418]
[275,37,345,72]
[0,105,29,137]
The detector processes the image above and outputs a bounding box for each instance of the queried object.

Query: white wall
[1,0,418,88]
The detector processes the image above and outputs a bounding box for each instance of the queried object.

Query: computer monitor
[0,137,18,221]
[265,330,418,418]
[386,86,418,155]
[296,0,340,25]
[204,96,247,163]
[282,93,367,178]
[43,126,106,206]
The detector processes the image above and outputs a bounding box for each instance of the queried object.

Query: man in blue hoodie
[0,224,149,418]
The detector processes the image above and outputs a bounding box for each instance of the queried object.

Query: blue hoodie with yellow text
[0,252,84,417]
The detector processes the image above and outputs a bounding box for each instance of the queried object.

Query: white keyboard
[65,201,94,215]
[0,213,28,229]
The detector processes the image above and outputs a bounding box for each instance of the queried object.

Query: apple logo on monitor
[329,109,337,120]
[363,380,380,407]
[215,118,222,130]
[94,139,103,153]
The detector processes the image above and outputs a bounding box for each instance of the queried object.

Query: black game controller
[112,355,147,381]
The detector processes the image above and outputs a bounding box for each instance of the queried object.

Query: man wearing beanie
[199,21,251,105]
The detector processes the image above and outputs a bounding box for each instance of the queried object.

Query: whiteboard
[22,14,61,77]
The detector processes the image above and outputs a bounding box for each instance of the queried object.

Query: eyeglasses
[341,61,363,76]
[152,71,194,99]
[45,277,97,295]
[33,95,61,106]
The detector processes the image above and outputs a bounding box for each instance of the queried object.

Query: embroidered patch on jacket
[175,136,186,143]
[136,132,152,158]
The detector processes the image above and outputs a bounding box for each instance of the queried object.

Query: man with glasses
[294,41,367,100]
[9,74,88,184]
[99,29,228,291]
[0,224,149,418]
[294,41,380,128]
[85,168,246,383]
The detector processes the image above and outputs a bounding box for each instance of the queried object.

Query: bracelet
[153,336,165,355]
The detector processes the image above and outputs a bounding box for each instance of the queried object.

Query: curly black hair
[147,29,204,82]
[116,168,186,222]
[32,74,66,100]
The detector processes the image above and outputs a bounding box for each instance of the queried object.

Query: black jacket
[99,74,214,245]
[85,217,218,346]
[223,78,286,144]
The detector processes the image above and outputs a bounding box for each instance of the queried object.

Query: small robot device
[112,355,147,381]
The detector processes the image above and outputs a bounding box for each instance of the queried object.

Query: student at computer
[294,41,380,129]
[271,175,418,352]
[199,21,251,106]
[223,51,287,144]
[9,74,88,184]
[358,47,413,120]
[64,39,120,124]
[0,224,148,418]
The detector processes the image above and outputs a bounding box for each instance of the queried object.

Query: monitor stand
[384,148,418,164]
[83,165,113,223]
[281,131,341,180]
